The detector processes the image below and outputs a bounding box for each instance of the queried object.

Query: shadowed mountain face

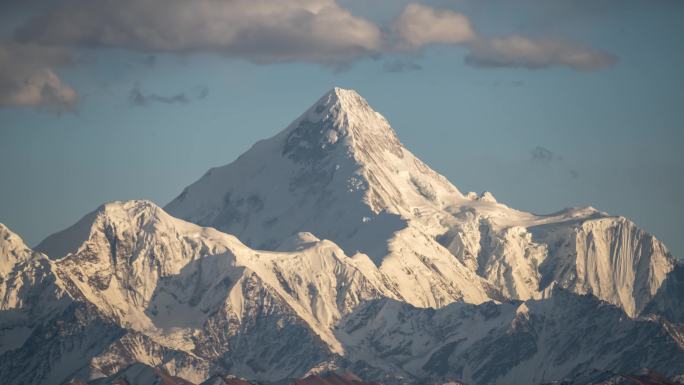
[1,89,683,385]
[642,263,684,323]
[294,372,382,385]
[67,363,199,385]
[552,369,684,385]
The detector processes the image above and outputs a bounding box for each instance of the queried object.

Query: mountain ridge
[1,87,682,385]
[164,87,676,315]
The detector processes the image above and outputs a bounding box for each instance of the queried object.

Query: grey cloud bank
[390,4,616,71]
[465,36,617,71]
[14,0,383,64]
[0,1,617,110]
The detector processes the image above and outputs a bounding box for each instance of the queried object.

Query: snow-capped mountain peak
[37,200,191,260]
[165,87,466,253]
[166,87,677,313]
[279,86,463,216]
[0,223,34,276]
[31,199,389,360]
[165,87,497,307]
[2,88,684,385]
[286,87,402,154]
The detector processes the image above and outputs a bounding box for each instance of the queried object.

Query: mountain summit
[2,88,682,385]
[166,87,464,256]
[284,87,407,157]
[166,87,676,313]
[166,87,497,307]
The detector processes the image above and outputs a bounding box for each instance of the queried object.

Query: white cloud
[15,0,382,64]
[392,3,475,49]
[1,1,618,111]
[465,35,617,71]
[390,3,616,71]
[0,43,77,111]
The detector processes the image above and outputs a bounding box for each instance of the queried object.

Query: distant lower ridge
[66,368,684,385]
[68,370,380,385]
[295,372,379,385]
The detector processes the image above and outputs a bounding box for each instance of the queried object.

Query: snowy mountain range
[1,88,682,385]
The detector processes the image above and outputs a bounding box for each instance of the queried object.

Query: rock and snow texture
[12,200,395,384]
[0,224,70,355]
[528,214,675,316]
[337,289,684,385]
[0,88,682,385]
[166,87,676,316]
[165,87,499,309]
[3,200,416,384]
[0,223,34,276]
[38,201,388,351]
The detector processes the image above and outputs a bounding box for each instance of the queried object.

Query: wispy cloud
[195,86,209,100]
[391,3,616,71]
[529,146,579,179]
[128,83,209,107]
[466,36,617,71]
[139,55,156,68]
[530,146,557,163]
[382,59,422,73]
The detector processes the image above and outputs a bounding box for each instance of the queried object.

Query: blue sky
[0,0,683,258]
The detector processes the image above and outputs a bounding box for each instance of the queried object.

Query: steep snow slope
[3,210,683,385]
[0,223,34,276]
[23,200,396,384]
[1,206,352,385]
[165,87,676,315]
[165,88,465,256]
[439,207,675,316]
[165,87,502,307]
[529,214,675,316]
[37,200,386,353]
[0,222,204,385]
[0,224,70,354]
